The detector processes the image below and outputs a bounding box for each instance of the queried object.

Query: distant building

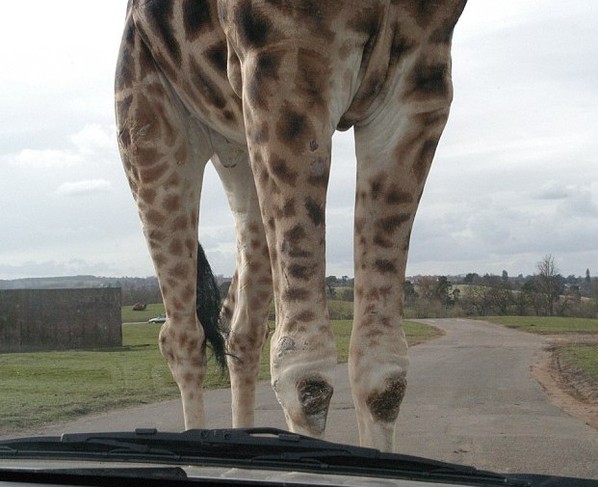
[0,288,122,352]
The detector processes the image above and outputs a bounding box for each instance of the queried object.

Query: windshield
[0,0,597,484]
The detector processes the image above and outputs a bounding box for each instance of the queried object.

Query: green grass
[556,345,598,380]
[0,319,439,433]
[0,325,180,432]
[477,316,598,334]
[327,300,354,319]
[121,303,165,323]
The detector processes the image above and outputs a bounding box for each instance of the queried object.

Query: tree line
[118,254,597,319]
[325,255,598,319]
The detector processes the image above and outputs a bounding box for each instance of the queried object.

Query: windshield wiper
[0,428,590,486]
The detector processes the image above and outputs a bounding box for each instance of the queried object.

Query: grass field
[121,303,165,323]
[122,300,358,322]
[478,316,598,334]
[556,345,598,380]
[0,318,440,433]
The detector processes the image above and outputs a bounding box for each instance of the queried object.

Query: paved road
[11,319,598,479]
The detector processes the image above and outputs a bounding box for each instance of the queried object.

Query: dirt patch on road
[532,335,598,430]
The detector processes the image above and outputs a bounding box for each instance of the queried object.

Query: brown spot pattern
[376,214,410,235]
[234,0,278,49]
[304,197,325,227]
[283,224,307,244]
[145,0,181,67]
[374,259,398,274]
[190,58,227,109]
[287,263,312,281]
[284,287,310,301]
[269,156,298,185]
[409,62,450,100]
[385,187,413,205]
[183,0,213,40]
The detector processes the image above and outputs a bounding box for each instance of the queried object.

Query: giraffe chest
[130,0,456,141]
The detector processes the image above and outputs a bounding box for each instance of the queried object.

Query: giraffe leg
[222,51,341,438]
[217,0,392,439]
[350,53,456,452]
[212,146,273,428]
[116,24,215,429]
[247,103,337,438]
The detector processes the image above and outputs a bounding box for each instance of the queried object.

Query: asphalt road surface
[11,319,598,479]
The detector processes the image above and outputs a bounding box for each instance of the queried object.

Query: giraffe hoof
[296,375,334,435]
[365,374,407,423]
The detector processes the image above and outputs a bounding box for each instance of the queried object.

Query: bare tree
[535,254,563,316]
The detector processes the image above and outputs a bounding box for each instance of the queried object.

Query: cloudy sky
[1,1,597,281]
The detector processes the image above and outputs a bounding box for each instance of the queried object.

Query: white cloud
[70,124,115,155]
[7,148,82,169]
[55,179,113,197]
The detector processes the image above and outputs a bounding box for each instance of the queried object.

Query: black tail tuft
[196,242,227,371]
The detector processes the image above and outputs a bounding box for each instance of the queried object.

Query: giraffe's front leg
[235,54,339,438]
[115,19,215,430]
[350,58,455,452]
[217,0,376,439]
[255,130,337,438]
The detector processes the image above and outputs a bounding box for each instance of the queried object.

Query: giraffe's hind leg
[212,145,273,428]
[350,51,456,452]
[116,23,215,429]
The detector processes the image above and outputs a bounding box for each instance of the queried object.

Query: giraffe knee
[365,374,407,423]
[296,375,334,436]
[272,371,334,437]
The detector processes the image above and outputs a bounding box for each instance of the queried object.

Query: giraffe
[115,0,466,452]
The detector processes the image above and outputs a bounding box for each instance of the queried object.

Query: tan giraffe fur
[115,0,466,452]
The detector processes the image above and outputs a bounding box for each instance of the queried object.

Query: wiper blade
[0,427,532,486]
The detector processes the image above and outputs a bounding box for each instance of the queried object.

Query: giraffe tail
[196,242,227,371]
